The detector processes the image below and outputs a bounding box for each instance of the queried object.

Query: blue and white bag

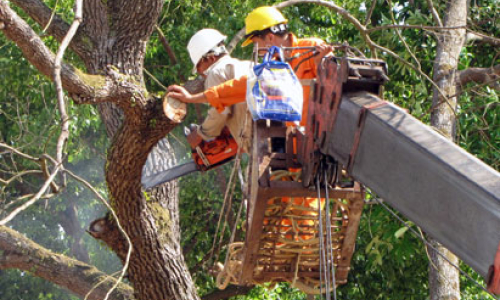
[246,46,303,122]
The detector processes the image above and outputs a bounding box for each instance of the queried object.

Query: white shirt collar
[204,55,233,75]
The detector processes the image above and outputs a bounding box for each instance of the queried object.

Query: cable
[317,175,325,299]
[324,181,331,300]
[325,167,337,300]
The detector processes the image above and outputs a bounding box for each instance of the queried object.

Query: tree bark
[0,225,134,300]
[105,115,199,300]
[0,0,202,299]
[458,64,500,86]
[429,0,467,299]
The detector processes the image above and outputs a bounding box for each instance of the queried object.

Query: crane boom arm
[322,91,500,284]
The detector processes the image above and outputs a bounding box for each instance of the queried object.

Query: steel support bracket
[298,57,347,187]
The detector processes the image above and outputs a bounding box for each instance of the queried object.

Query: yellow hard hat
[242,6,288,47]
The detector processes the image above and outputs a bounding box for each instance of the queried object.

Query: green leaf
[394,226,409,239]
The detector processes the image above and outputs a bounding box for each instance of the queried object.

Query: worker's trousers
[198,102,252,153]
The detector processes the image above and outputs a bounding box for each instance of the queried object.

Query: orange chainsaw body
[187,127,238,171]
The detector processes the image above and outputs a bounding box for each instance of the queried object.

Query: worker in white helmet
[168,7,333,128]
[186,28,253,152]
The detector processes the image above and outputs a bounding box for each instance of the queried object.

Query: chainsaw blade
[141,161,198,189]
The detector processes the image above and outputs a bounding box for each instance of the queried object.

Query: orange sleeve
[204,75,248,113]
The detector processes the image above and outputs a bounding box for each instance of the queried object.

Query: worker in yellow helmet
[167,6,333,127]
[240,6,289,47]
[168,6,331,239]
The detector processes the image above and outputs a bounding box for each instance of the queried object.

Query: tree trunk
[429,0,467,298]
[106,119,198,300]
[429,239,460,300]
[0,0,202,298]
[81,1,200,298]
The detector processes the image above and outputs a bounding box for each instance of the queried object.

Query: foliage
[0,19,118,299]
[337,203,429,300]
[0,269,79,300]
[0,0,498,299]
[158,0,498,299]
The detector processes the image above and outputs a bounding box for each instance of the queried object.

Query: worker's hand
[167,85,208,104]
[315,44,334,57]
[167,85,193,103]
[314,44,334,66]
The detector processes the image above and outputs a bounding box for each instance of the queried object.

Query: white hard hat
[187,29,227,67]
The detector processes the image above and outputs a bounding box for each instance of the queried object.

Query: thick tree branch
[107,0,164,42]
[0,2,89,94]
[88,214,130,261]
[0,1,136,103]
[10,0,90,57]
[0,225,134,300]
[458,64,500,86]
[466,30,500,46]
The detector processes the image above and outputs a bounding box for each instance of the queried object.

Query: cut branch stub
[88,214,129,262]
[163,96,186,123]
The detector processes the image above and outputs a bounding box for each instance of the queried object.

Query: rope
[214,159,240,261]
[216,169,351,295]
[292,253,302,287]
[317,175,326,299]
[216,242,244,290]
[209,154,240,264]
[210,85,251,265]
[213,111,251,286]
[215,198,245,290]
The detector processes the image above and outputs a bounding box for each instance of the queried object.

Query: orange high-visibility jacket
[204,34,326,126]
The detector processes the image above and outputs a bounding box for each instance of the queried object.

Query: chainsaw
[141,126,238,189]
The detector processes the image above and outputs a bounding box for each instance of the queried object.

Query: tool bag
[246,46,303,122]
